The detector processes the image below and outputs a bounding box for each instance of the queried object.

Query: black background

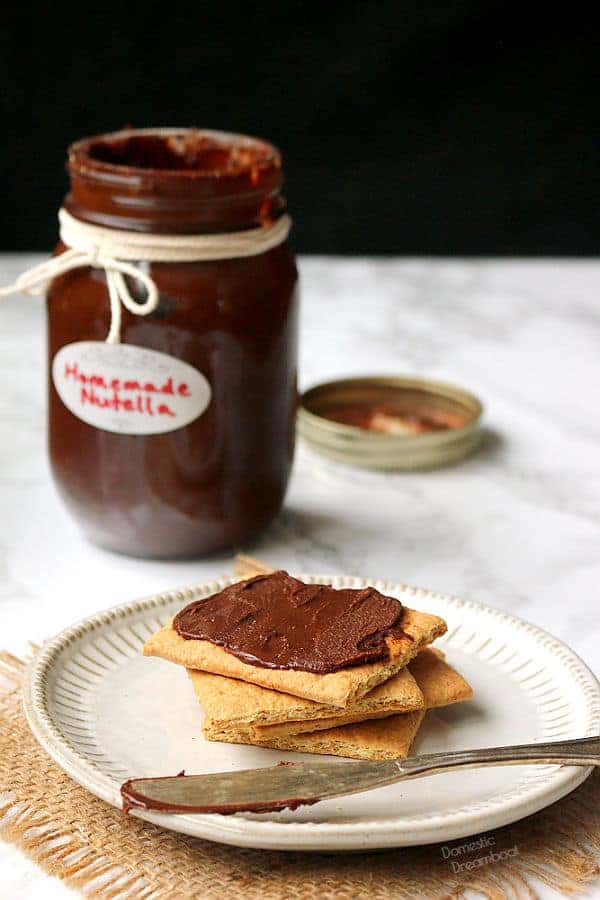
[2,3,598,254]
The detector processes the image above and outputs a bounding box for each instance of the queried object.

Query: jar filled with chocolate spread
[47,128,298,558]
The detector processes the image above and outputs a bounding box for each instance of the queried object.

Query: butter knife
[121,735,600,815]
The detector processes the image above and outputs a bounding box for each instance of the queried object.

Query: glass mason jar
[47,128,298,558]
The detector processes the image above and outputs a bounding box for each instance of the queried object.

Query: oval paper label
[52,341,212,435]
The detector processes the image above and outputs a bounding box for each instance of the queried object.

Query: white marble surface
[0,255,599,899]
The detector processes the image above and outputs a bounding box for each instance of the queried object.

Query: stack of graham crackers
[143,566,472,761]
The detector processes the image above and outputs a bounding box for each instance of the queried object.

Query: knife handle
[400,735,600,779]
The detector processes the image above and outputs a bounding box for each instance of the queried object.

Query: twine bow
[0,209,291,343]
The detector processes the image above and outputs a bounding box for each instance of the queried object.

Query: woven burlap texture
[1,651,599,900]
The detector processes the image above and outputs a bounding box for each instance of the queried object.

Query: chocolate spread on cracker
[172,571,406,673]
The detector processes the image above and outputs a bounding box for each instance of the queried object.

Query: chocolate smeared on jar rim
[69,127,280,178]
[172,571,406,674]
[66,127,285,233]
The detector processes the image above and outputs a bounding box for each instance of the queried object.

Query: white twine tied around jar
[0,209,292,344]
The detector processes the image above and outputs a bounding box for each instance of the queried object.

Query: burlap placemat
[1,650,599,899]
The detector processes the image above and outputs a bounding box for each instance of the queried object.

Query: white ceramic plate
[23,575,600,851]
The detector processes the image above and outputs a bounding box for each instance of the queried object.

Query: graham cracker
[255,647,471,738]
[190,664,424,738]
[209,711,427,761]
[204,649,472,760]
[255,708,408,737]
[409,647,473,708]
[144,605,446,707]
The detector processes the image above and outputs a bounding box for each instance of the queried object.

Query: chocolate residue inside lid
[323,402,466,434]
[172,571,406,673]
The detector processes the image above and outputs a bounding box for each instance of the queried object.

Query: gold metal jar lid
[298,376,483,471]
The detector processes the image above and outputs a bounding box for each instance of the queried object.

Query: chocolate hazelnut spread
[172,571,406,673]
[47,128,298,558]
[324,402,465,434]
[120,767,319,816]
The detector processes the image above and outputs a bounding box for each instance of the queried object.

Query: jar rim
[67,127,281,183]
